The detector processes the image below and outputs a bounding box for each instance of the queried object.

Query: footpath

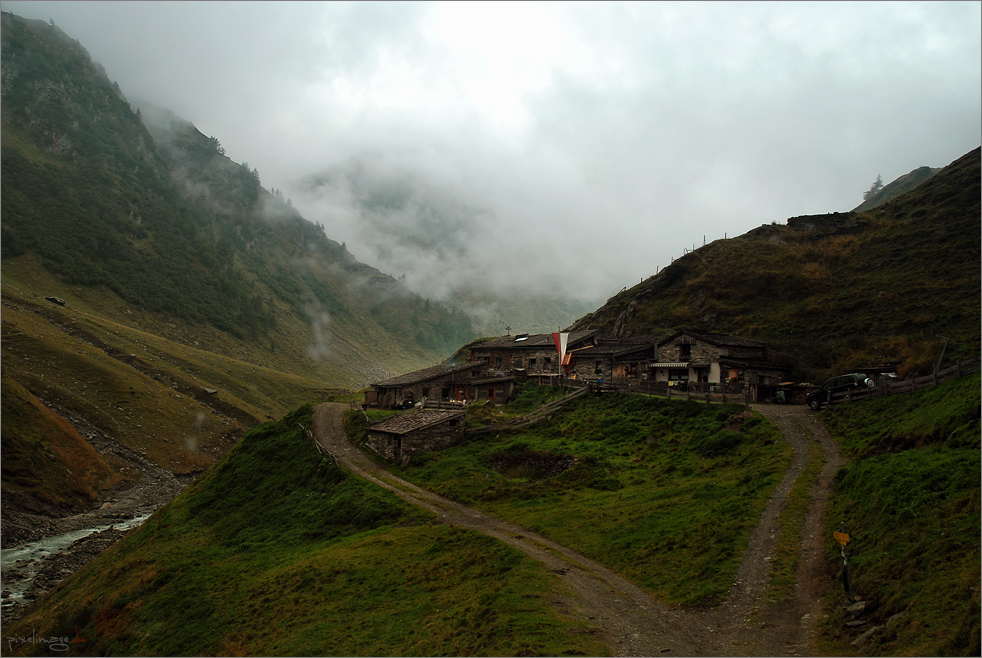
[312,402,842,656]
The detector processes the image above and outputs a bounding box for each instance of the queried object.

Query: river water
[0,514,150,609]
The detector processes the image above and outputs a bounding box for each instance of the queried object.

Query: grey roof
[371,362,483,387]
[657,329,766,349]
[572,340,655,358]
[471,330,598,350]
[367,409,466,435]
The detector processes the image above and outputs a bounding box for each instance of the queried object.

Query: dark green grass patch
[391,392,791,607]
[818,374,981,656]
[4,404,607,657]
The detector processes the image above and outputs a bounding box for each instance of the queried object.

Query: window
[680,344,691,360]
[487,387,496,399]
[530,358,537,367]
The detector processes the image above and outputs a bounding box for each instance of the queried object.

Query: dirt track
[311,402,842,657]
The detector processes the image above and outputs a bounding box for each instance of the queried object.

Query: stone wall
[657,340,722,364]
[786,211,863,235]
[479,348,561,375]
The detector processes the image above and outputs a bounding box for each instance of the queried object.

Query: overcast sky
[5,1,980,305]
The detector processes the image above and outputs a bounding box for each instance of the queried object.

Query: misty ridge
[137,97,595,337]
[283,153,605,335]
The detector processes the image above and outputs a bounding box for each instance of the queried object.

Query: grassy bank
[380,390,792,607]
[2,404,607,656]
[818,374,980,656]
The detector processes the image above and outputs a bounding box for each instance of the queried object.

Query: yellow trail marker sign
[834,531,851,546]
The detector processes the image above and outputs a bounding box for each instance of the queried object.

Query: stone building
[365,409,466,461]
[652,330,796,400]
[566,339,657,382]
[466,331,599,379]
[368,362,484,409]
[368,362,516,408]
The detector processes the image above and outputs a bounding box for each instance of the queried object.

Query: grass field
[377,389,792,607]
[1,403,609,657]
[817,374,980,656]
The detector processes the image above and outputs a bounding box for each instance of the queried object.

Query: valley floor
[1,400,842,654]
[1,423,194,626]
[312,402,843,656]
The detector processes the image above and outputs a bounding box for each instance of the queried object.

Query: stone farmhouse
[365,409,466,461]
[467,330,600,380]
[565,338,658,382]
[368,362,516,409]
[652,329,796,400]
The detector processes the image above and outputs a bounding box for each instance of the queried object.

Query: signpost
[837,523,855,600]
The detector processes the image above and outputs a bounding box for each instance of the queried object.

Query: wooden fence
[823,356,980,407]
[466,386,589,435]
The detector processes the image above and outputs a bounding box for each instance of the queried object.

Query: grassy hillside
[0,404,607,657]
[0,373,123,515]
[1,279,336,478]
[572,148,981,382]
[0,11,473,510]
[367,387,792,607]
[0,11,472,385]
[852,166,940,212]
[817,374,980,656]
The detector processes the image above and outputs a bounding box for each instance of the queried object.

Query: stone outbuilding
[365,409,467,461]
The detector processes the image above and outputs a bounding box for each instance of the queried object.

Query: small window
[530,358,537,366]
[488,387,496,399]
[680,344,691,360]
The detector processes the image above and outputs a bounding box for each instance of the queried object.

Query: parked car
[806,373,873,410]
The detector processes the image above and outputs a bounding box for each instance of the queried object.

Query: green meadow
[2,404,607,657]
[380,389,792,606]
[818,374,980,656]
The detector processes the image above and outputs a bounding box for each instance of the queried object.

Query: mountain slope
[0,12,473,387]
[571,147,981,381]
[288,156,602,336]
[0,11,470,519]
[852,165,941,212]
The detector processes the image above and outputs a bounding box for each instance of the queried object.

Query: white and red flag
[552,332,569,364]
